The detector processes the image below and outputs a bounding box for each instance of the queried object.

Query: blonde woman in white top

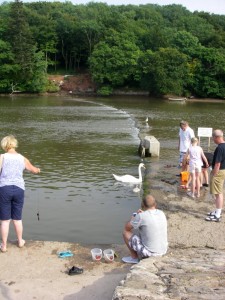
[186,137,208,198]
[0,135,40,253]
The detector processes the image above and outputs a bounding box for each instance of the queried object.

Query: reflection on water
[0,95,224,243]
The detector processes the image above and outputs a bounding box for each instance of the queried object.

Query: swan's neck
[138,166,143,180]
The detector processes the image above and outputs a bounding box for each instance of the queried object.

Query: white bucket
[91,248,102,261]
[103,249,114,263]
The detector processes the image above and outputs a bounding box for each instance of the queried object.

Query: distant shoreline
[0,92,225,103]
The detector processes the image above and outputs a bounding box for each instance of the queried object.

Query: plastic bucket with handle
[103,249,114,263]
[91,248,102,261]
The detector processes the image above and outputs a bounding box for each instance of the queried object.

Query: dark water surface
[0,95,224,244]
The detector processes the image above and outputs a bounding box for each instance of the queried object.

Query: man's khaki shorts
[210,170,225,195]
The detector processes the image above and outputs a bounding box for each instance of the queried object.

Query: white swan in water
[113,163,145,184]
[133,185,141,193]
[145,117,148,123]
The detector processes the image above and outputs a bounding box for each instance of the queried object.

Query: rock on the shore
[113,248,225,300]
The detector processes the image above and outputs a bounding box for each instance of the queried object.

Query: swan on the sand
[112,163,145,184]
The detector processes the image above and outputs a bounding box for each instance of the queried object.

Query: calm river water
[0,95,224,244]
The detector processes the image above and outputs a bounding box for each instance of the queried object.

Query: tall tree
[6,0,35,89]
[89,29,141,87]
[192,47,225,98]
[140,48,189,96]
[0,39,18,92]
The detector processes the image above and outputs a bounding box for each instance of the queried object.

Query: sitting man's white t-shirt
[131,209,168,255]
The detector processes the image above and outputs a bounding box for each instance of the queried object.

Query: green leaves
[140,48,189,96]
[192,47,225,97]
[0,39,17,92]
[0,1,225,97]
[3,0,48,92]
[89,30,141,87]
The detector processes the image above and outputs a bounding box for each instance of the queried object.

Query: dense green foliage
[0,1,225,97]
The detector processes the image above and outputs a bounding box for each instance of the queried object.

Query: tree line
[0,0,225,97]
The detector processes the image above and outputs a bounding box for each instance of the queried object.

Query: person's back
[122,194,168,264]
[136,209,167,254]
[189,144,203,167]
[0,135,40,253]
[179,121,195,153]
[178,120,195,168]
[0,153,25,189]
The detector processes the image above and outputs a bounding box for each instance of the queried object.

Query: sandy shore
[0,241,130,300]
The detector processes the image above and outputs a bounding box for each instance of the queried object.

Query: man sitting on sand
[122,195,168,264]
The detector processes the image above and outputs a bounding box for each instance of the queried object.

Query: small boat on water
[168,97,187,102]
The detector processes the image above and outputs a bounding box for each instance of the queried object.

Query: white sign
[198,127,213,137]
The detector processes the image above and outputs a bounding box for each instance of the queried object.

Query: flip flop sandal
[205,215,221,222]
[68,266,83,275]
[58,251,73,258]
[207,212,223,218]
[180,185,189,190]
[0,244,7,253]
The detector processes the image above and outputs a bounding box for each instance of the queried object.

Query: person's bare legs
[13,220,25,247]
[185,174,192,189]
[1,220,10,251]
[191,172,196,196]
[215,194,223,209]
[123,229,138,258]
[202,168,209,185]
[196,172,201,197]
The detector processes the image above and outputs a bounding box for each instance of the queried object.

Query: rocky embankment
[113,160,225,300]
[113,248,225,300]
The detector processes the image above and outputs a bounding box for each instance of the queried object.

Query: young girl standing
[186,137,209,198]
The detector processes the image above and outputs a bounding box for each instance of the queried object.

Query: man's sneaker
[207,211,216,216]
[207,211,222,218]
[205,215,221,222]
[122,256,139,264]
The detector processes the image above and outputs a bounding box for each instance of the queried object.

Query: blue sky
[1,0,225,15]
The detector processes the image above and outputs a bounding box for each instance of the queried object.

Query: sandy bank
[0,241,129,300]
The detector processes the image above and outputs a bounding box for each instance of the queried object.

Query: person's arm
[124,220,133,232]
[24,158,40,174]
[212,162,221,176]
[183,150,189,161]
[178,128,181,150]
[201,149,209,167]
[212,146,223,176]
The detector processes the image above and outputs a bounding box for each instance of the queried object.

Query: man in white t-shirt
[178,120,195,167]
[122,195,168,264]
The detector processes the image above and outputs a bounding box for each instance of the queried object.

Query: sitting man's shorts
[129,234,161,258]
